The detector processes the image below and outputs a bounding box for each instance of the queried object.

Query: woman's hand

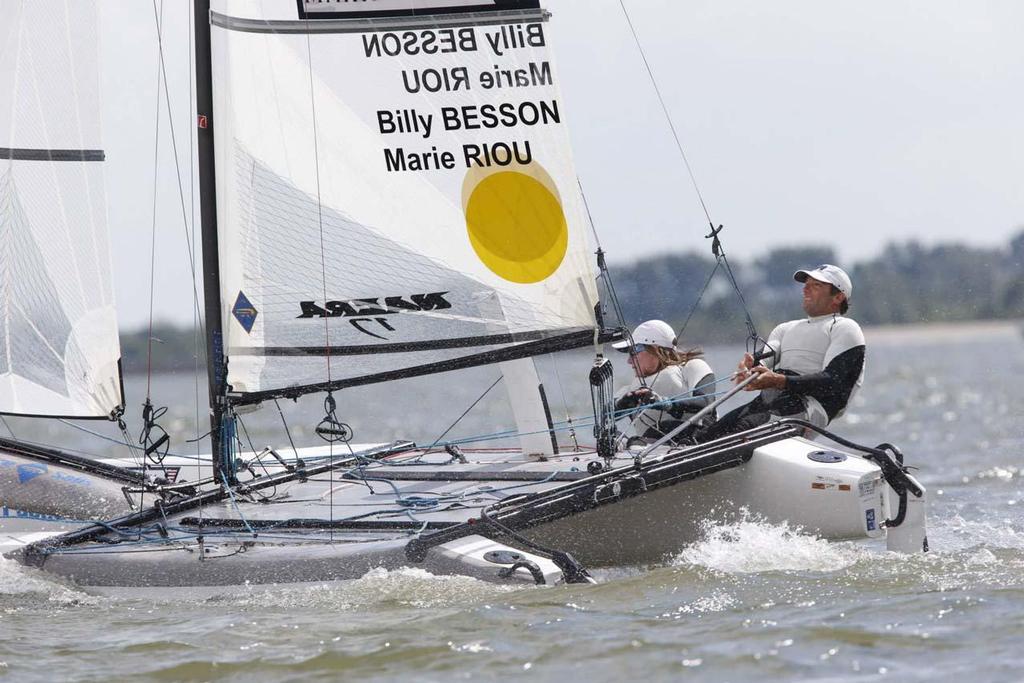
[616,388,662,410]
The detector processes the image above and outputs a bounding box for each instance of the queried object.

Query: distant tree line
[608,228,1024,345]
[119,230,1024,373]
[120,323,206,375]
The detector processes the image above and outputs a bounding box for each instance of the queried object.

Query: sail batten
[1,148,105,162]
[232,327,585,356]
[211,0,600,402]
[211,9,547,35]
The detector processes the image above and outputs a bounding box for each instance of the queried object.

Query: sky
[98,1,1024,329]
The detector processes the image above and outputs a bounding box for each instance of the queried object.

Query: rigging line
[55,418,205,460]
[617,2,759,343]
[298,371,738,453]
[577,180,628,326]
[302,24,335,533]
[187,2,205,521]
[152,0,207,339]
[725,257,758,340]
[235,416,278,500]
[713,239,759,342]
[578,178,647,387]
[119,421,145,480]
[577,180,630,335]
[35,424,139,463]
[302,29,332,385]
[430,375,745,447]
[221,478,257,537]
[676,260,720,341]
[425,375,504,453]
[577,178,606,253]
[273,399,301,461]
[617,0,715,230]
[545,353,579,450]
[145,0,166,401]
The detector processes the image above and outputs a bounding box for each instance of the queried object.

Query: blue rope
[413,374,739,450]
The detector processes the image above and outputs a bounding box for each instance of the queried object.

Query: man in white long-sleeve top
[694,264,865,442]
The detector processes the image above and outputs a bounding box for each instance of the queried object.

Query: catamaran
[1,0,926,589]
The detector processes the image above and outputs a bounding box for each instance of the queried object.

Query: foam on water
[928,513,1024,553]
[658,590,737,619]
[212,566,521,610]
[672,515,868,575]
[0,555,96,606]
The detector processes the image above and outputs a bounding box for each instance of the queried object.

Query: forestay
[208,0,601,403]
[0,1,122,419]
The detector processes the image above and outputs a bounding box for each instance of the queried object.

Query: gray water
[2,322,1023,682]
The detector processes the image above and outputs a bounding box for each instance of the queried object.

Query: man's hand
[744,365,787,391]
[734,352,755,383]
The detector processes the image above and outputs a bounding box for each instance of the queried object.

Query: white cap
[612,319,677,351]
[794,264,853,302]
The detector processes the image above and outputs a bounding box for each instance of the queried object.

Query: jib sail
[208,0,602,403]
[0,1,123,419]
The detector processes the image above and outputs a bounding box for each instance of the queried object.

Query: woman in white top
[612,320,717,442]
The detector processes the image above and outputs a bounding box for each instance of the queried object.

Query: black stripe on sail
[234,330,553,357]
[228,328,622,406]
[1,147,105,162]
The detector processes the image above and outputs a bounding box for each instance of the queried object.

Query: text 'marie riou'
[361,24,557,172]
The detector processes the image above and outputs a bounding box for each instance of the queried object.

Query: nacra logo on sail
[297,292,452,319]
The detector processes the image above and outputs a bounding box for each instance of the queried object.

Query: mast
[193,0,234,485]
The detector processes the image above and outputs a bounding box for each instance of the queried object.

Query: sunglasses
[615,343,649,354]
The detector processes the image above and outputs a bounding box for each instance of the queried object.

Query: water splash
[0,555,95,606]
[672,515,866,574]
[657,590,737,619]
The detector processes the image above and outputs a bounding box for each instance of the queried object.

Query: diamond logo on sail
[232,291,258,333]
[464,165,568,284]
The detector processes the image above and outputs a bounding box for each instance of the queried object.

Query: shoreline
[864,318,1022,345]
[118,318,1022,375]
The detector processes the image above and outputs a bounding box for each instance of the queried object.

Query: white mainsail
[0,0,122,419]
[209,0,601,402]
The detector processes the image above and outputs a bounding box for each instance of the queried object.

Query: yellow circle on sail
[464,171,568,284]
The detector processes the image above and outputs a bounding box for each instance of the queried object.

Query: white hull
[529,438,889,566]
[3,426,927,588]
